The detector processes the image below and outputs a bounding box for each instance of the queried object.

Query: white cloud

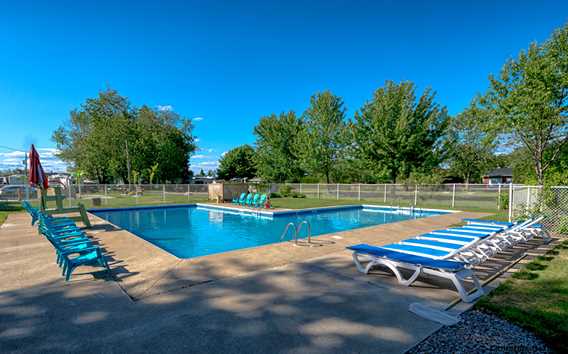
[191,154,210,159]
[220,151,228,157]
[196,147,214,153]
[194,138,200,143]
[157,105,173,112]
[0,148,68,172]
[198,161,219,166]
[193,116,204,122]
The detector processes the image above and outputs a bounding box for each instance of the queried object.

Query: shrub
[269,192,281,198]
[291,192,306,198]
[279,185,293,197]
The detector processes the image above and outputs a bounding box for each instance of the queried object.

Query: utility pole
[125,140,131,191]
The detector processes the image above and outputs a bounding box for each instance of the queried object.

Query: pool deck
[2,206,547,353]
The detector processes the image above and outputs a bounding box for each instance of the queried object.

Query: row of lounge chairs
[232,192,268,208]
[22,201,110,281]
[347,217,550,302]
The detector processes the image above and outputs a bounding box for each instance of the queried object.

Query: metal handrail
[279,222,297,242]
[296,220,312,245]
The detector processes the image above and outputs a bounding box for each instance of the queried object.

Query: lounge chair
[249,193,260,207]
[255,194,267,208]
[241,193,252,207]
[347,244,484,303]
[233,192,246,205]
[40,186,91,228]
[32,208,111,281]
[347,218,549,302]
[60,246,110,281]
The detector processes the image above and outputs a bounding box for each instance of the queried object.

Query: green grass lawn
[476,240,568,352]
[69,193,208,209]
[269,197,503,213]
[0,202,24,226]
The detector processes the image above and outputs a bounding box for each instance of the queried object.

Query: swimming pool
[92,205,449,259]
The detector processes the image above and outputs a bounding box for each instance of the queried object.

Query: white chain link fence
[266,183,509,211]
[4,181,566,234]
[511,185,568,235]
[9,183,209,209]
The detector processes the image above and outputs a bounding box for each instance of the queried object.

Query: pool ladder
[279,220,320,247]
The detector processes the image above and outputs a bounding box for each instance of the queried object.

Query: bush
[499,193,509,210]
[279,185,293,197]
[291,192,306,198]
[269,192,281,198]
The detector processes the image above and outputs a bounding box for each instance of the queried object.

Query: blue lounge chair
[233,192,246,205]
[347,244,484,303]
[347,218,551,302]
[255,194,267,208]
[463,218,515,227]
[249,193,260,207]
[60,246,110,281]
[241,193,252,207]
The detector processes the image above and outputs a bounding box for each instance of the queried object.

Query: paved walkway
[1,210,495,353]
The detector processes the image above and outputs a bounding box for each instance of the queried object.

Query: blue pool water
[92,205,448,259]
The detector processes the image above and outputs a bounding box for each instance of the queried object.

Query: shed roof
[485,167,513,177]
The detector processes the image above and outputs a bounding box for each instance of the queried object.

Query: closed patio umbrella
[29,144,48,190]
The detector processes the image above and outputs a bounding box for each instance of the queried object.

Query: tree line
[53,89,196,184]
[218,23,568,186]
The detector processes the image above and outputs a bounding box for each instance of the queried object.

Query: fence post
[317,183,320,199]
[162,184,166,202]
[451,183,456,208]
[383,184,387,203]
[508,183,513,222]
[188,183,190,201]
[336,184,339,200]
[526,186,531,213]
[414,185,418,206]
[497,184,501,210]
[68,182,72,208]
[104,184,108,206]
[358,184,361,201]
[299,183,302,194]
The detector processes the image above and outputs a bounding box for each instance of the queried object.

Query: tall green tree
[53,89,196,183]
[253,111,304,182]
[477,24,568,185]
[352,81,450,182]
[298,91,347,183]
[217,145,257,180]
[448,107,497,184]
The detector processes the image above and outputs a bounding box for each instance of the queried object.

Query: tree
[298,91,347,183]
[217,145,257,180]
[477,24,568,185]
[253,111,304,182]
[352,81,450,182]
[53,89,196,183]
[147,163,159,184]
[447,107,497,184]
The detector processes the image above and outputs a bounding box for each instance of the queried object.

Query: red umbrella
[29,144,49,190]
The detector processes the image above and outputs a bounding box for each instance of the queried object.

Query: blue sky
[1,1,566,172]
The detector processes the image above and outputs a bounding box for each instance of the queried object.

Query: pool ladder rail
[279,220,323,247]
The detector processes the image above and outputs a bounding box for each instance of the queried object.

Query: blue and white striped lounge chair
[347,218,550,302]
[347,244,484,303]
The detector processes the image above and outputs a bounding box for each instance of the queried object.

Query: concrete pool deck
[2,207,538,353]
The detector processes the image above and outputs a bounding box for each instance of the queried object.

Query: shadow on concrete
[0,212,555,354]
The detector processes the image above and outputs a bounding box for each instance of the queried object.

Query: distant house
[483,168,513,185]
[192,176,215,184]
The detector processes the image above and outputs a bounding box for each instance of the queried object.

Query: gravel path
[407,310,551,354]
